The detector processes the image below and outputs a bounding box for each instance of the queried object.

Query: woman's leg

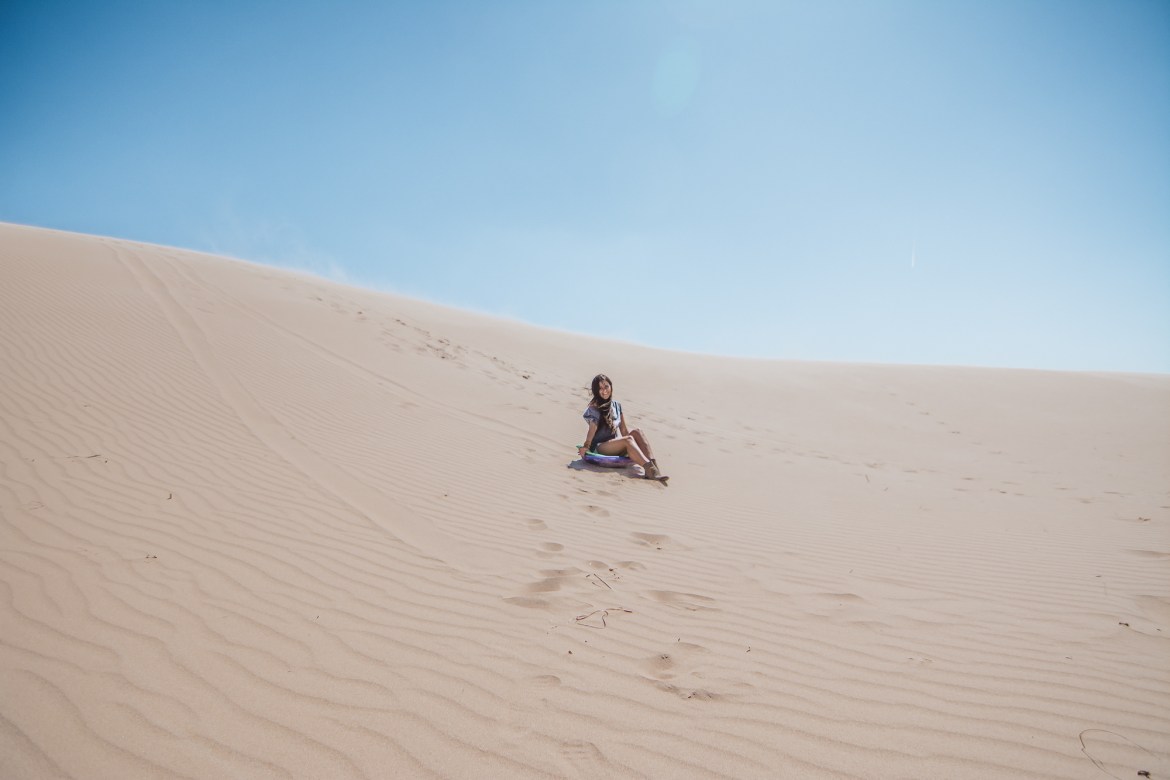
[629,428,655,460]
[596,436,648,466]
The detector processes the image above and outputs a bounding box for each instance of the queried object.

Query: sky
[2,0,1168,373]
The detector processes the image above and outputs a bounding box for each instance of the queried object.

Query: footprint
[503,596,549,608]
[645,652,676,679]
[583,505,610,517]
[559,740,608,774]
[525,519,547,531]
[1134,595,1170,629]
[651,680,721,701]
[540,542,564,552]
[818,592,864,604]
[646,591,718,612]
[630,532,671,548]
[539,568,580,577]
[523,578,564,594]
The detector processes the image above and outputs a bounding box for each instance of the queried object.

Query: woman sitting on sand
[577,373,667,481]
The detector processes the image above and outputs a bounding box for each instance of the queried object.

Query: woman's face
[597,379,612,400]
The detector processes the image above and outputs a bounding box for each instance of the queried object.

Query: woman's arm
[619,414,630,437]
[579,422,598,457]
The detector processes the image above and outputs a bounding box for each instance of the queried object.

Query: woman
[577,374,667,481]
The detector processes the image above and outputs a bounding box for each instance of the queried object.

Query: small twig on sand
[574,608,633,629]
[1078,728,1159,780]
[585,573,613,590]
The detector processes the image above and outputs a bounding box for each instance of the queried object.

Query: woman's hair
[590,374,618,432]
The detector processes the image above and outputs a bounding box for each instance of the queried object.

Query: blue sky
[2,0,1167,372]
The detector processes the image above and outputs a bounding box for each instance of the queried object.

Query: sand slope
[1,222,1168,778]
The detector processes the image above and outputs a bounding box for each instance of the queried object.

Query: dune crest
[2,222,1168,778]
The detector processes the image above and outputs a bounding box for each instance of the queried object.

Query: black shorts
[590,434,616,452]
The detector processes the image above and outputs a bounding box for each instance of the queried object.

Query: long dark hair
[590,373,618,431]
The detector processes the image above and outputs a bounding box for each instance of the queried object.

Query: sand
[1,221,1167,779]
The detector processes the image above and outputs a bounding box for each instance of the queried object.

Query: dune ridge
[1,222,1168,778]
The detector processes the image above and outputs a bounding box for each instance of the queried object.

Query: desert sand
[1,221,1167,779]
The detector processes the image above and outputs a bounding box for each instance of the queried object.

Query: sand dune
[1,221,1168,778]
